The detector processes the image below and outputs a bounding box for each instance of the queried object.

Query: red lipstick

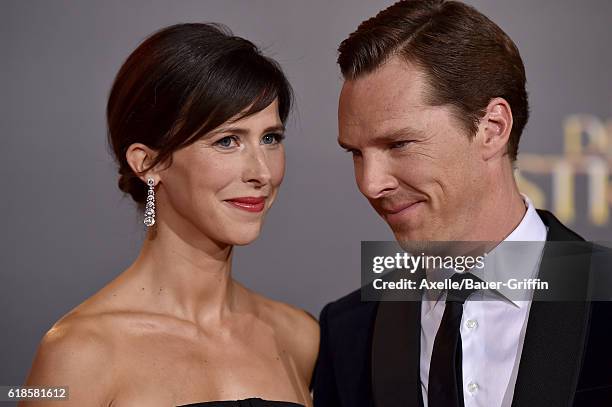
[224,197,266,213]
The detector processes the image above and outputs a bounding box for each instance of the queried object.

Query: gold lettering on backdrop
[517,114,611,226]
[553,160,575,223]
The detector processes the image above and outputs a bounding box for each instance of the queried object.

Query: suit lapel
[371,299,423,407]
[511,210,592,406]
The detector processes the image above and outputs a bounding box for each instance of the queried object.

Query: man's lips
[382,200,425,214]
[224,197,266,213]
[380,200,425,221]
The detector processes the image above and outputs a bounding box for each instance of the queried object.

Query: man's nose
[357,154,398,199]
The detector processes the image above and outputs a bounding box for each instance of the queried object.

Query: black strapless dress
[178,398,305,407]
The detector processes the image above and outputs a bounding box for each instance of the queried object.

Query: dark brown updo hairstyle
[107,23,293,207]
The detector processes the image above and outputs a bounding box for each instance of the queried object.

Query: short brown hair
[338,0,528,161]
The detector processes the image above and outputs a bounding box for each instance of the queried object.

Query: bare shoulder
[22,313,115,406]
[249,290,320,383]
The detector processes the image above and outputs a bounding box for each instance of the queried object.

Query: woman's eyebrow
[209,124,285,136]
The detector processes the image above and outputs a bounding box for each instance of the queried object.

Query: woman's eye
[261,133,284,145]
[215,136,238,148]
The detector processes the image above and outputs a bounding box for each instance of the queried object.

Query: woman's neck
[125,217,238,326]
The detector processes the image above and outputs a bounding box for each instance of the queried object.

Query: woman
[22,23,318,407]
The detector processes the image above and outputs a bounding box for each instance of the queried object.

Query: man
[312,1,612,406]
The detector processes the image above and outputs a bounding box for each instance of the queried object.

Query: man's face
[338,57,487,242]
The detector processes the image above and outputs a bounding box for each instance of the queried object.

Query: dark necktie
[427,272,480,407]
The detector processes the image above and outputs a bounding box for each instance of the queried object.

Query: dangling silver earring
[144,178,156,227]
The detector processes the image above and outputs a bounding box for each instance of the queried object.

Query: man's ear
[478,97,513,161]
[126,143,160,184]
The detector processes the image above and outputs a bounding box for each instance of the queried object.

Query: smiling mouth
[383,201,425,221]
[224,197,266,213]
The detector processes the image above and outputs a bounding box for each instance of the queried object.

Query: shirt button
[466,319,478,329]
[467,382,479,394]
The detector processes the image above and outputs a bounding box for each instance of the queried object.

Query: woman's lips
[224,197,266,213]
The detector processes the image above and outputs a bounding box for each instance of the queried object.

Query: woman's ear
[126,143,160,184]
[478,97,513,161]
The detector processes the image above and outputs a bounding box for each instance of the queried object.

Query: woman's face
[158,100,286,246]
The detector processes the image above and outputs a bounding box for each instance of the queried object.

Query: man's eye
[390,140,411,149]
[261,133,285,145]
[215,136,238,148]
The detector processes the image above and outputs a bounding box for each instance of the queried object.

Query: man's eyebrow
[375,126,422,142]
[338,126,422,150]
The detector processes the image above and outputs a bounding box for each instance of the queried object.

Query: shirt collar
[506,194,548,242]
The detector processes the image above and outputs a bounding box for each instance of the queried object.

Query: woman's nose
[242,148,272,186]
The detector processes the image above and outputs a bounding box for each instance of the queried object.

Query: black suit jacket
[312,210,612,406]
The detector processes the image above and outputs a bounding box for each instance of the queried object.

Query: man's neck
[466,177,527,243]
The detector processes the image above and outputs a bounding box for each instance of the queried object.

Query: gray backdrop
[2,0,611,392]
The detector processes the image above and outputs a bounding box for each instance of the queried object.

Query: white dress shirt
[420,195,548,407]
